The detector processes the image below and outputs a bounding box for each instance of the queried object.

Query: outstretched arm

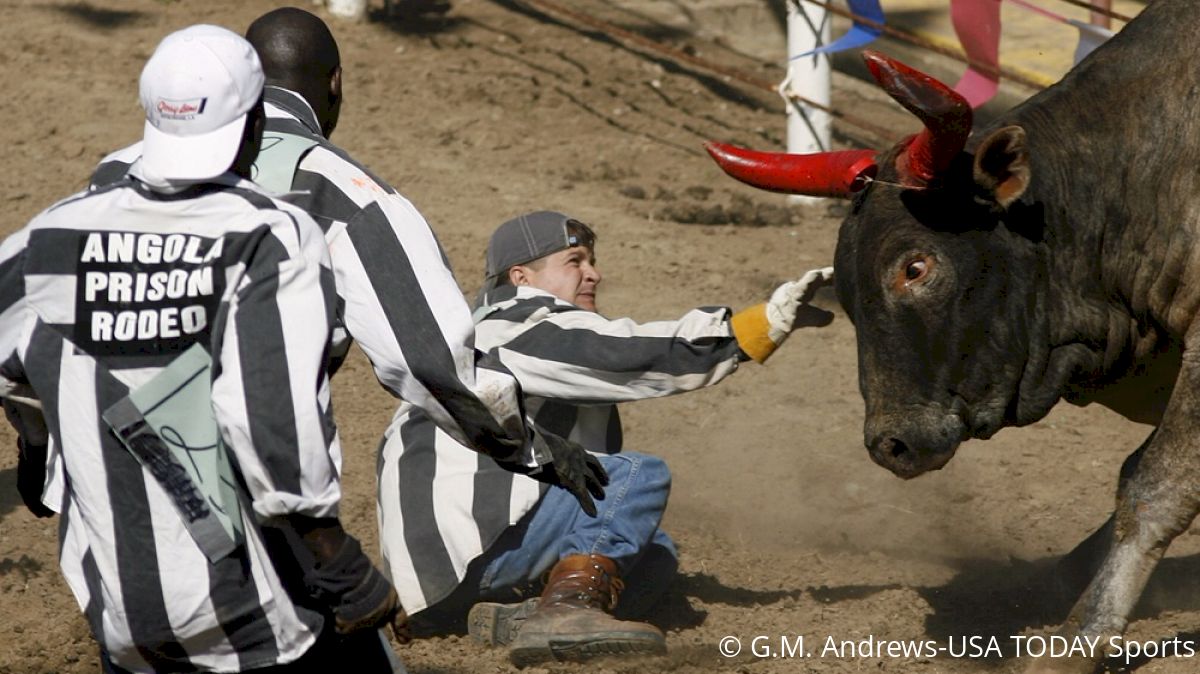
[480,268,834,405]
[328,197,538,467]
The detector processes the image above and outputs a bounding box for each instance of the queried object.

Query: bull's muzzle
[865,410,965,479]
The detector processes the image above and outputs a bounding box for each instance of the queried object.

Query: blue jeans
[418,452,677,630]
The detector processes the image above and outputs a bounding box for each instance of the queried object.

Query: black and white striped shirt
[0,165,341,672]
[378,286,746,614]
[93,86,539,471]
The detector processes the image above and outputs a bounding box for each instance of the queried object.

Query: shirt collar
[127,158,248,194]
[264,85,324,137]
[475,284,560,308]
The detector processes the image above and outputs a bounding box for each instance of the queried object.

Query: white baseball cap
[138,25,265,181]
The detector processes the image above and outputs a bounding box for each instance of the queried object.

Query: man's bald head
[246,7,342,137]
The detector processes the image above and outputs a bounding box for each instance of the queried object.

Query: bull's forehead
[849,176,1002,251]
[841,190,932,268]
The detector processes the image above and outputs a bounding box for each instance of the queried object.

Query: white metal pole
[785,0,832,206]
[326,0,368,21]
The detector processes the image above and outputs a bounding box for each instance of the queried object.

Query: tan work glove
[730,266,835,363]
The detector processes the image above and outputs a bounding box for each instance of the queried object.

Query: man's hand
[731,266,835,363]
[529,430,609,517]
[335,571,412,644]
[288,518,407,638]
[330,559,403,637]
[390,606,412,645]
[766,266,836,337]
[16,438,54,518]
[5,395,54,518]
[4,397,48,447]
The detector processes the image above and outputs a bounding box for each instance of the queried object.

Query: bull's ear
[972,125,1030,208]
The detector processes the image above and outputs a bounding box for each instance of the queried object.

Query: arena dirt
[0,1,1193,672]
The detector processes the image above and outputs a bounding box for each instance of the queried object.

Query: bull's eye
[905,260,927,282]
[892,254,935,294]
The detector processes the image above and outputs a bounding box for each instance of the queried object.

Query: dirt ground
[3,0,1196,673]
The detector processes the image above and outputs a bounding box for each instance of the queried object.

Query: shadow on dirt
[485,0,776,114]
[923,553,1200,636]
[640,570,821,633]
[809,582,905,603]
[921,556,1070,644]
[911,552,1200,669]
[642,580,708,633]
[46,2,144,29]
[370,6,467,36]
[676,570,811,607]
[0,554,44,581]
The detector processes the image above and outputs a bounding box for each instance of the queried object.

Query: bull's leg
[1024,395,1199,673]
[1055,439,1150,602]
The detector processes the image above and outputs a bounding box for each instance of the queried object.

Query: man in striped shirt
[86,9,607,522]
[2,26,403,672]
[378,210,834,665]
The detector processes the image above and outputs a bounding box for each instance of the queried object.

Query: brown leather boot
[467,597,539,647]
[507,554,666,667]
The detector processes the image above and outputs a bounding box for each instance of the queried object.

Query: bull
[707,0,1200,671]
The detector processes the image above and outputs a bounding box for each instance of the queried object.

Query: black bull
[708,0,1200,672]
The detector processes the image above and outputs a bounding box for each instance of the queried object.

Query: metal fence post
[785,0,832,206]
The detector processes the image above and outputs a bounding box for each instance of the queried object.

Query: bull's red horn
[703,141,878,199]
[862,50,972,183]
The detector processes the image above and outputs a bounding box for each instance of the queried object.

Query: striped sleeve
[0,228,30,379]
[211,213,342,519]
[325,195,533,467]
[484,300,745,405]
[89,143,141,190]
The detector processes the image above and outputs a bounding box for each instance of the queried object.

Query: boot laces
[544,560,625,611]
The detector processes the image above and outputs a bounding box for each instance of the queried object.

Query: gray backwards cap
[477,211,595,305]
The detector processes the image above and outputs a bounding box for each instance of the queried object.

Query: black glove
[293,519,404,637]
[339,574,409,642]
[528,430,609,517]
[17,438,54,519]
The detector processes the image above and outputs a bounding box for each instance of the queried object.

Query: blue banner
[790,0,885,60]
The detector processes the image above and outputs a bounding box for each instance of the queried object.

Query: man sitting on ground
[377,210,834,666]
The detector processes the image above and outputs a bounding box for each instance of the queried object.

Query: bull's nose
[872,436,905,460]
[868,435,942,479]
[864,411,964,479]
[869,436,911,469]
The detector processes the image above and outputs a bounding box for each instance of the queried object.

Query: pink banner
[950,0,1002,108]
